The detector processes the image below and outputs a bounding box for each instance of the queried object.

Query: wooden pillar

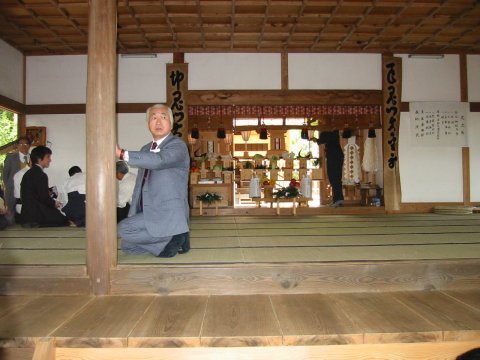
[85,0,117,295]
[460,54,470,205]
[281,52,288,90]
[382,56,402,212]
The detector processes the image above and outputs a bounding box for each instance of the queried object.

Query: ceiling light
[120,53,157,58]
[408,54,444,59]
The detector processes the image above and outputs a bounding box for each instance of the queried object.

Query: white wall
[27,54,173,104]
[467,55,480,102]
[26,114,86,188]
[117,54,172,102]
[186,53,281,90]
[0,39,24,102]
[397,54,473,203]
[288,53,382,90]
[400,55,461,102]
[26,55,88,104]
[468,113,480,202]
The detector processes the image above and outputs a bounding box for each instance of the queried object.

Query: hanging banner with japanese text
[382,56,402,212]
[410,101,468,147]
[167,63,188,141]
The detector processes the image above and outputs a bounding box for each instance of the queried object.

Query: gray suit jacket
[127,133,190,238]
[2,152,22,213]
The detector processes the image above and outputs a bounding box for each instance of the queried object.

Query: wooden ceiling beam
[15,0,75,52]
[230,0,235,49]
[48,0,86,37]
[159,0,179,50]
[387,0,448,52]
[123,0,153,50]
[195,0,206,49]
[336,1,376,51]
[256,0,272,50]
[283,0,308,49]
[444,22,480,52]
[362,0,414,51]
[310,0,343,50]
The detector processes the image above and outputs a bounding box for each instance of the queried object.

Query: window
[262,118,283,126]
[234,118,258,127]
[285,118,306,126]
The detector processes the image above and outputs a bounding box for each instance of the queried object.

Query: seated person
[61,166,86,227]
[13,163,31,223]
[0,188,8,230]
[116,161,136,223]
[20,146,69,228]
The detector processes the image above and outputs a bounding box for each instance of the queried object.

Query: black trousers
[326,150,344,203]
[117,203,130,223]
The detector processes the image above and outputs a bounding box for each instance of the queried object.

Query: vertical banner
[167,63,188,141]
[382,56,402,212]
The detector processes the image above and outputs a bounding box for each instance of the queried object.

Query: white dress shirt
[117,172,136,208]
[59,172,86,206]
[123,137,164,162]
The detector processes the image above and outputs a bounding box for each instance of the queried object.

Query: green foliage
[274,185,300,199]
[196,192,222,205]
[0,110,18,179]
[0,110,16,147]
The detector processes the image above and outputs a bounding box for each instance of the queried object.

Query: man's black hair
[68,166,82,176]
[30,146,52,164]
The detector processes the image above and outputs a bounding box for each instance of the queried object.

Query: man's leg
[118,213,172,256]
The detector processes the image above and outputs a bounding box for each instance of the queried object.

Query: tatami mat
[0,214,479,265]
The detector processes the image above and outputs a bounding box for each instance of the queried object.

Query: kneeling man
[20,146,69,228]
[116,104,190,257]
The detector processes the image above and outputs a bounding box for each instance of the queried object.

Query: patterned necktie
[140,142,158,209]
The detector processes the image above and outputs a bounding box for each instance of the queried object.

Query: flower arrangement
[196,192,222,205]
[274,185,300,199]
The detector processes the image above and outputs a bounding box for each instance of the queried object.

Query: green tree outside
[0,109,18,184]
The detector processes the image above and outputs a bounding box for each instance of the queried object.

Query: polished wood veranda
[0,290,480,359]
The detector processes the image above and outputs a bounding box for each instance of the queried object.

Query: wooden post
[460,54,470,205]
[85,0,117,295]
[462,147,470,205]
[32,337,55,360]
[281,52,288,90]
[382,56,402,212]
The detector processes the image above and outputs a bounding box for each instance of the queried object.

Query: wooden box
[311,168,323,180]
[240,168,253,181]
[284,158,294,169]
[298,158,308,169]
[222,171,233,184]
[190,172,199,184]
[298,168,307,179]
[283,169,293,180]
[269,169,279,181]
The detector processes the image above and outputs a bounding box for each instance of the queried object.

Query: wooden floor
[0,290,479,352]
[0,213,479,265]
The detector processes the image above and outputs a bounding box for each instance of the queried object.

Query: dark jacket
[20,165,68,227]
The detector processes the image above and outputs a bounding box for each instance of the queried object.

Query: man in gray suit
[2,136,31,224]
[116,104,190,257]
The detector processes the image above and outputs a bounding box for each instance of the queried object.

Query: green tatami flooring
[0,214,479,265]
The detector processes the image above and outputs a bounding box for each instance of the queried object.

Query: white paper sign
[410,101,468,147]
